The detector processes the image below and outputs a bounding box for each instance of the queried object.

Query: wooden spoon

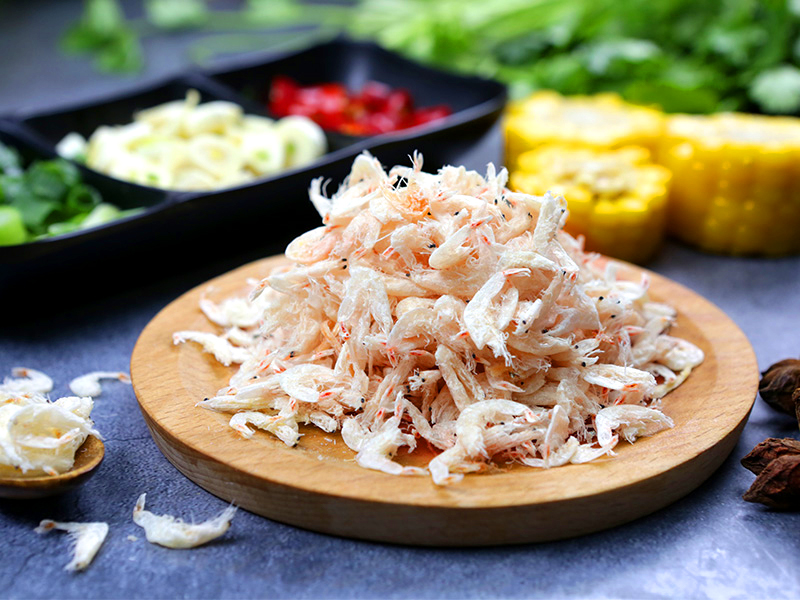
[0,436,104,499]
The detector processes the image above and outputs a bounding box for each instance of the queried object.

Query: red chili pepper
[358,81,391,112]
[384,89,413,117]
[268,76,452,136]
[268,76,299,117]
[412,105,452,126]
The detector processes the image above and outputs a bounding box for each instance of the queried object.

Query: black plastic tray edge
[178,38,508,203]
[0,38,507,258]
[199,37,508,152]
[0,119,177,260]
[12,37,506,199]
[8,72,257,164]
[0,72,286,254]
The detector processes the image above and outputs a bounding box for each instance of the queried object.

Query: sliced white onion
[241,129,285,176]
[274,116,327,169]
[183,101,243,136]
[186,134,243,179]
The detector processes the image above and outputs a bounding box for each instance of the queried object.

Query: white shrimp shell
[2,368,53,395]
[35,520,109,571]
[68,371,131,398]
[173,331,251,366]
[132,493,236,549]
[595,405,673,449]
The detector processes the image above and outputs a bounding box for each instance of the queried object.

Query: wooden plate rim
[131,255,757,511]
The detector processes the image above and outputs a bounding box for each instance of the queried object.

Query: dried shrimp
[180,152,704,485]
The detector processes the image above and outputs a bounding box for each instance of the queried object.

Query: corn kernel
[504,91,664,169]
[661,112,800,256]
[510,144,670,264]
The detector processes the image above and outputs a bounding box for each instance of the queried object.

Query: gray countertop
[2,3,799,599]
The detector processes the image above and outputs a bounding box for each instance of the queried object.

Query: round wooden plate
[131,255,757,546]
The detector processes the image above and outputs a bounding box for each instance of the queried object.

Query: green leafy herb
[0,144,22,176]
[62,0,143,73]
[13,197,60,231]
[26,160,79,201]
[94,28,143,73]
[749,64,800,113]
[61,0,800,115]
[623,81,720,114]
[0,141,134,245]
[145,0,209,30]
[0,174,27,204]
[65,183,102,215]
[581,39,661,77]
[63,0,127,50]
[0,206,27,246]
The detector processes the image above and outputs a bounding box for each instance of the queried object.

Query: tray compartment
[0,122,172,287]
[16,73,258,153]
[206,38,506,151]
[1,39,506,298]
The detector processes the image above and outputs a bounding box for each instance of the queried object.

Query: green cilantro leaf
[582,39,661,76]
[62,0,143,74]
[624,81,720,114]
[749,65,800,113]
[95,29,143,73]
[26,160,80,201]
[62,0,127,52]
[11,194,60,232]
[0,173,27,204]
[146,0,209,30]
[0,142,23,176]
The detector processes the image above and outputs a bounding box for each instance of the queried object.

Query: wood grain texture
[0,436,104,499]
[131,255,757,546]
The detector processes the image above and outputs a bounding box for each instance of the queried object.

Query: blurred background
[6,0,800,114]
[2,0,800,281]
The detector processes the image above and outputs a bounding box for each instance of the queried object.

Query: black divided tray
[0,38,506,292]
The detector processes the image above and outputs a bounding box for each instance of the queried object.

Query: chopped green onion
[65,183,102,215]
[79,203,121,229]
[0,140,140,242]
[0,206,27,246]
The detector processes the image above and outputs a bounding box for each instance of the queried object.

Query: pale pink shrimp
[185,152,703,486]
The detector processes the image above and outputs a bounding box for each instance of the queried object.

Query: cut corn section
[510,145,671,264]
[504,91,664,169]
[660,113,800,256]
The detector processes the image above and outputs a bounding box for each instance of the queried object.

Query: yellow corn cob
[660,113,800,256]
[510,145,671,264]
[504,91,664,169]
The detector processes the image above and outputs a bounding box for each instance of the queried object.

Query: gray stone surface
[1,3,800,599]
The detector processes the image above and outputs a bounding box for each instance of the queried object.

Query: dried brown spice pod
[741,438,800,475]
[759,358,800,416]
[742,454,800,510]
[793,387,800,427]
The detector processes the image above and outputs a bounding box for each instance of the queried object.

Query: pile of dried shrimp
[176,152,704,485]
